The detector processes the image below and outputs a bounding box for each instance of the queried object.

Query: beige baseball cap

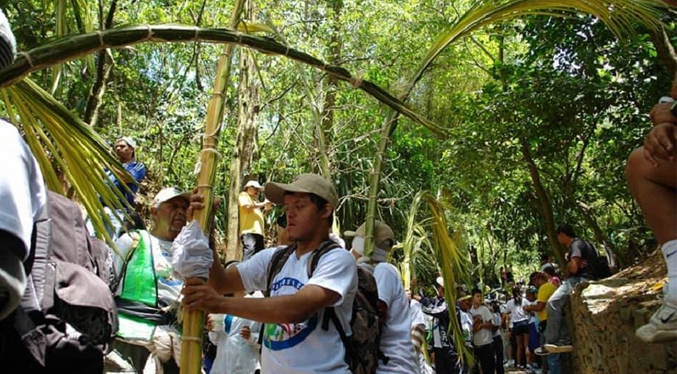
[152,187,191,208]
[265,173,338,208]
[344,220,395,250]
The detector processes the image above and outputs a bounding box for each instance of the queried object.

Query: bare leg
[524,334,531,366]
[628,146,677,343]
[626,147,677,244]
[516,336,523,367]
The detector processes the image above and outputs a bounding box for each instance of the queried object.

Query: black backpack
[264,241,387,374]
[0,191,118,373]
[582,241,612,280]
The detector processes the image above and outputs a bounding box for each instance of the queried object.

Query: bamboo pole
[180,3,245,374]
[0,25,443,136]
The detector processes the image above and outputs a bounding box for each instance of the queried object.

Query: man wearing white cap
[239,179,272,260]
[345,220,417,374]
[111,136,147,207]
[88,136,147,240]
[108,187,190,373]
[182,173,357,374]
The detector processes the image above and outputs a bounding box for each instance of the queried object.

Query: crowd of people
[0,4,675,374]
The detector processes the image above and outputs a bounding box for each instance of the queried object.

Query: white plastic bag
[170,220,213,281]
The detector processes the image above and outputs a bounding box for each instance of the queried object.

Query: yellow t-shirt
[238,191,264,236]
[537,282,557,321]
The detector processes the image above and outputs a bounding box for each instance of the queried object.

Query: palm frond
[417,192,474,365]
[1,78,132,252]
[400,191,426,290]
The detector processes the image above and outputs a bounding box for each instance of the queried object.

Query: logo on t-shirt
[264,277,318,350]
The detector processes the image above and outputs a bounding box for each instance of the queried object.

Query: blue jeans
[544,276,585,346]
[546,353,562,374]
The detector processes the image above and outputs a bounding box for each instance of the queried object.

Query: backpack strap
[264,244,297,297]
[109,231,141,294]
[258,244,297,348]
[585,241,599,257]
[307,240,342,277]
[323,307,350,346]
[12,306,46,366]
[309,240,344,335]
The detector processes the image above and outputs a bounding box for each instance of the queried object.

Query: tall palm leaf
[420,192,474,365]
[1,78,131,250]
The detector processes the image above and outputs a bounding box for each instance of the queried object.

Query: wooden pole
[180,2,245,373]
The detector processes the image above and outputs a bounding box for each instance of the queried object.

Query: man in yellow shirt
[526,271,559,374]
[239,180,272,260]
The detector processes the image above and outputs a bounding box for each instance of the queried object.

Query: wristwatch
[659,96,677,119]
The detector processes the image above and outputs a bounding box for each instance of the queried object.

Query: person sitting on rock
[625,74,677,344]
[539,224,594,356]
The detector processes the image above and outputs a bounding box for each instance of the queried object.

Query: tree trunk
[519,138,566,268]
[239,53,260,175]
[649,26,677,79]
[226,0,260,262]
[84,0,117,127]
[320,0,343,171]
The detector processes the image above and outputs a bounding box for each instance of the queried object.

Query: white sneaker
[544,343,573,353]
[535,347,550,356]
[636,297,677,343]
[505,360,515,368]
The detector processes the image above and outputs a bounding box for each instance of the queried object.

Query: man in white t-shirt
[0,120,46,321]
[182,173,357,374]
[346,220,416,374]
[470,288,495,374]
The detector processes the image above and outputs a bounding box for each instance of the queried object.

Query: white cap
[244,180,263,190]
[152,187,190,208]
[116,136,137,149]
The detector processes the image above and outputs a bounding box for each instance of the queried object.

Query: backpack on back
[582,241,612,280]
[265,241,386,374]
[0,191,117,373]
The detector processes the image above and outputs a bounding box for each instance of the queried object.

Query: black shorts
[512,320,529,336]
